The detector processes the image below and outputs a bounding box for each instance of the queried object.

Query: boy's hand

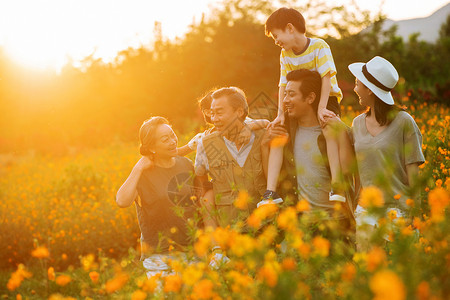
[188,133,203,150]
[271,113,285,126]
[262,123,288,147]
[318,107,336,126]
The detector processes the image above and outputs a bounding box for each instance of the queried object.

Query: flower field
[1,93,449,299]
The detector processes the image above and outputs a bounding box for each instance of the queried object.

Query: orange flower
[370,270,405,300]
[405,198,415,207]
[296,199,310,212]
[7,264,32,291]
[55,275,71,286]
[234,190,250,210]
[142,275,160,293]
[394,194,401,200]
[31,246,50,259]
[48,267,55,281]
[416,281,430,300]
[192,279,214,299]
[131,290,147,300]
[164,274,182,293]
[89,271,99,283]
[247,203,278,229]
[257,265,278,287]
[312,236,330,257]
[388,210,398,221]
[428,187,450,223]
[105,273,129,293]
[270,135,289,148]
[359,186,385,208]
[367,247,386,272]
[281,257,297,271]
[341,262,356,281]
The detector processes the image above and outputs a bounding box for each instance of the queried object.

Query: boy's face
[270,26,295,50]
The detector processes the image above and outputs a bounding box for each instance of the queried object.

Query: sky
[0,0,447,71]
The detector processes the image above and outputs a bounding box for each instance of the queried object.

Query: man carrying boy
[195,87,269,228]
[268,69,356,246]
[261,7,349,205]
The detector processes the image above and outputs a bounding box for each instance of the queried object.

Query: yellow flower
[192,279,214,299]
[164,274,182,293]
[359,186,385,208]
[105,273,128,293]
[31,246,50,259]
[182,264,203,286]
[312,236,330,257]
[80,254,96,271]
[131,290,147,300]
[55,275,71,287]
[370,270,406,300]
[257,225,278,247]
[194,233,212,257]
[229,234,255,257]
[277,207,298,231]
[234,190,250,210]
[48,267,55,281]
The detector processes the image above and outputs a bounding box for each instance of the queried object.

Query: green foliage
[0,0,448,154]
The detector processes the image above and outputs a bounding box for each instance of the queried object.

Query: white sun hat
[348,56,399,105]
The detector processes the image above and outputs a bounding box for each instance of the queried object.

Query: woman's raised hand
[135,156,154,171]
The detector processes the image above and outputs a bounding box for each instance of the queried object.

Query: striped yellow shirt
[279,38,343,102]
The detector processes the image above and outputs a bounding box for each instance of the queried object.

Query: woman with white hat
[348,56,425,250]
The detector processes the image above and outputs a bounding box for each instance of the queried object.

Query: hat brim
[348,63,395,105]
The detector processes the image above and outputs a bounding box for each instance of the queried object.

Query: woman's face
[354,78,372,106]
[150,124,178,158]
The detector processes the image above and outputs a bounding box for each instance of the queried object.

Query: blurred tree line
[0,0,448,154]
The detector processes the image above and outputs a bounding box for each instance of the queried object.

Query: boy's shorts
[327,96,341,117]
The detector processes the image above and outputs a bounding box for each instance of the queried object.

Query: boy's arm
[275,85,286,123]
[177,145,193,156]
[318,72,336,124]
[246,118,270,130]
[177,132,203,156]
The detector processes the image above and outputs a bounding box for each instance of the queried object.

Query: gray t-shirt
[352,111,425,209]
[294,126,344,218]
[136,156,197,254]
